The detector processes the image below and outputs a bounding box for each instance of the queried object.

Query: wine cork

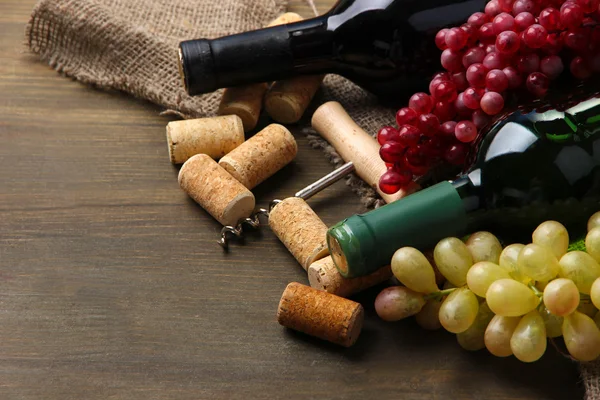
[269,197,329,270]
[308,256,393,298]
[311,101,420,204]
[265,75,326,124]
[266,12,303,27]
[218,83,268,132]
[166,115,244,164]
[178,154,255,226]
[277,282,364,347]
[218,124,297,189]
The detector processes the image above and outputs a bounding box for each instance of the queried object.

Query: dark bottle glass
[178,0,487,101]
[327,90,600,278]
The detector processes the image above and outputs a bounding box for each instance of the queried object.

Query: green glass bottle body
[328,92,600,278]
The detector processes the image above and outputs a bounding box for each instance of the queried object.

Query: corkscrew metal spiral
[218,162,355,249]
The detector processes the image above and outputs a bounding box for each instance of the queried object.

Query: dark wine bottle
[327,91,600,278]
[178,0,487,101]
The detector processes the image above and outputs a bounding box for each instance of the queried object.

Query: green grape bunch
[374,211,600,363]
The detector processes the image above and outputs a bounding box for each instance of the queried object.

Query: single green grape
[586,227,600,263]
[485,314,521,357]
[465,231,503,264]
[499,244,529,284]
[543,278,580,317]
[532,220,569,259]
[433,237,473,287]
[457,302,494,351]
[486,279,540,317]
[391,247,439,294]
[559,251,600,294]
[415,299,443,331]
[374,286,425,322]
[540,306,563,338]
[562,311,600,362]
[589,211,600,233]
[466,261,511,298]
[510,310,547,363]
[439,287,479,334]
[517,243,560,282]
[591,278,600,310]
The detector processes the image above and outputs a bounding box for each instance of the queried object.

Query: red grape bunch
[379,0,600,195]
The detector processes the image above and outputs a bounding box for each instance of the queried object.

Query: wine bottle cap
[178,39,218,95]
[327,181,468,278]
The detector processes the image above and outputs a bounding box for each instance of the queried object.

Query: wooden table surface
[0,0,586,399]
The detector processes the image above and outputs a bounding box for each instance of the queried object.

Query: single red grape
[480,91,505,115]
[479,23,497,43]
[523,24,548,48]
[570,56,592,79]
[434,100,457,122]
[452,72,469,91]
[467,63,488,87]
[409,92,434,113]
[379,169,412,194]
[444,142,470,165]
[417,113,441,136]
[540,55,564,79]
[483,52,505,69]
[564,29,589,52]
[517,53,540,74]
[496,31,521,53]
[472,109,492,129]
[379,141,406,163]
[441,49,465,72]
[526,72,550,96]
[493,13,516,34]
[432,80,458,103]
[498,0,515,12]
[377,126,399,145]
[435,29,450,50]
[468,12,490,27]
[539,7,561,31]
[486,0,502,16]
[405,145,428,167]
[514,12,536,31]
[486,69,509,92]
[397,125,422,147]
[576,0,599,14]
[560,2,584,28]
[396,107,418,127]
[455,120,479,142]
[463,46,487,68]
[446,27,468,50]
[455,92,474,117]
[440,121,458,137]
[512,0,537,15]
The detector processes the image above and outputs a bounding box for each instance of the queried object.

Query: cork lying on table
[166,115,244,164]
[308,256,393,298]
[277,282,364,348]
[178,154,255,226]
[218,124,297,190]
[269,197,329,271]
[218,83,269,132]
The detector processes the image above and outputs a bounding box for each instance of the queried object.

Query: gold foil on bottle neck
[177,47,187,92]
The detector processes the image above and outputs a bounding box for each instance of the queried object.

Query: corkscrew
[218,161,356,249]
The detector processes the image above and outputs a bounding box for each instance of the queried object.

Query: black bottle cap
[178,39,218,96]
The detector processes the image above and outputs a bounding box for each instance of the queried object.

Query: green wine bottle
[328,92,600,278]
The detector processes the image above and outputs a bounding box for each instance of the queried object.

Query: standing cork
[265,75,326,124]
[218,124,297,189]
[308,256,393,298]
[218,83,268,132]
[178,154,255,226]
[277,282,364,347]
[268,197,329,270]
[166,115,244,164]
[216,13,303,132]
[264,13,324,124]
[311,101,420,204]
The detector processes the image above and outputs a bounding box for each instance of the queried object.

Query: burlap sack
[25,0,396,209]
[25,1,599,397]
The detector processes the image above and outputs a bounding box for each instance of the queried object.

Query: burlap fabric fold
[25,1,597,397]
[25,0,397,209]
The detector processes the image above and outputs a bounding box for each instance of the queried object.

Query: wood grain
[0,0,585,399]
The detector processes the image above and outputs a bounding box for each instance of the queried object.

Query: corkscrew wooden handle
[311,101,418,204]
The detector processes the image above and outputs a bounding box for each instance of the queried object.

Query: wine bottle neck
[179,17,333,95]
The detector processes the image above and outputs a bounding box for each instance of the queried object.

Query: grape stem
[424,287,457,301]
[528,283,543,297]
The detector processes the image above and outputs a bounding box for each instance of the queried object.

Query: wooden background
[0,0,586,399]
